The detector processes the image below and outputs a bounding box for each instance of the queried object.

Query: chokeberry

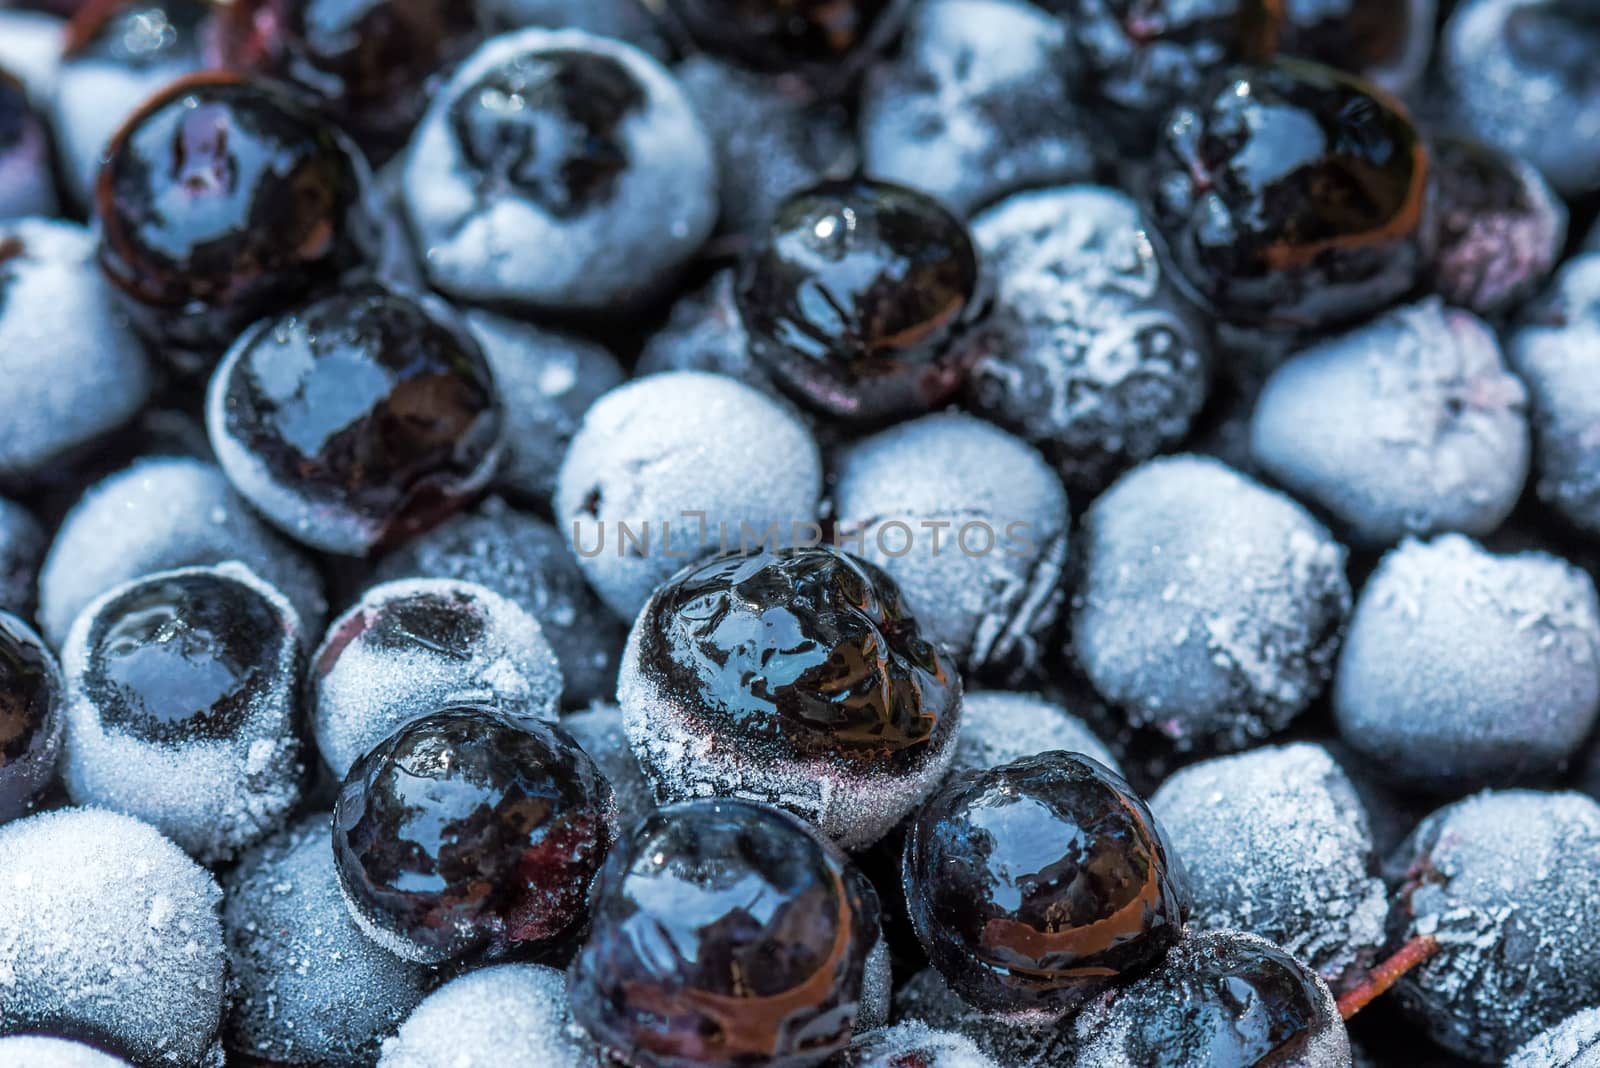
[569,798,882,1068]
[737,178,985,422]
[661,0,906,85]
[0,613,61,825]
[620,545,962,849]
[96,72,377,365]
[206,282,503,556]
[902,750,1189,1016]
[0,66,55,219]
[332,705,615,964]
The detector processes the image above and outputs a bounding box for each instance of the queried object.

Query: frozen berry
[1282,0,1436,96]
[0,1037,131,1067]
[635,270,782,399]
[841,1021,1001,1068]
[903,750,1189,1016]
[1145,59,1431,335]
[1507,1008,1600,1068]
[206,283,503,555]
[310,577,562,778]
[96,72,378,365]
[619,545,961,849]
[563,702,656,831]
[660,0,907,85]
[569,798,882,1068]
[1067,929,1351,1068]
[0,66,55,218]
[59,563,305,862]
[403,29,716,312]
[737,178,985,422]
[0,499,42,618]
[0,614,61,825]
[380,964,597,1068]
[332,705,615,963]
[951,691,1120,779]
[892,968,1078,1066]
[479,0,668,58]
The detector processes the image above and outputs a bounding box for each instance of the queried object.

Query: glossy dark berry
[210,0,483,156]
[736,178,985,422]
[95,72,377,365]
[662,0,905,83]
[207,282,503,556]
[902,750,1189,1016]
[332,705,615,964]
[0,67,56,219]
[0,613,61,824]
[1281,0,1435,95]
[620,546,962,848]
[569,798,882,1068]
[1145,59,1431,335]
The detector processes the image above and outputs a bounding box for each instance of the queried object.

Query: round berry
[0,1037,131,1067]
[0,498,42,618]
[661,0,906,83]
[96,72,377,364]
[0,66,55,218]
[569,798,882,1068]
[1145,59,1431,335]
[903,750,1189,1016]
[381,964,597,1068]
[206,283,503,556]
[332,705,615,963]
[1508,1008,1600,1068]
[736,178,985,422]
[951,691,1120,779]
[0,613,61,825]
[620,546,962,849]
[841,1021,1001,1068]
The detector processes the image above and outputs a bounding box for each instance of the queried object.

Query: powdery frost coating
[951,691,1120,776]
[462,310,625,504]
[372,499,624,706]
[1507,1007,1600,1068]
[1334,534,1600,790]
[311,578,563,778]
[893,968,1077,1067]
[834,413,1068,677]
[0,219,151,481]
[1150,743,1386,984]
[556,371,823,618]
[37,457,327,649]
[635,270,785,401]
[1071,455,1351,752]
[224,818,435,1066]
[404,29,717,310]
[844,1021,1001,1068]
[859,0,1100,216]
[1387,790,1600,1062]
[966,186,1208,499]
[59,563,305,864]
[378,964,595,1068]
[1509,254,1600,536]
[1250,299,1530,547]
[0,1037,131,1067]
[563,702,656,832]
[0,808,224,1067]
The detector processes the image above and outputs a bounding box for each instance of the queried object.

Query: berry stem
[1337,935,1440,1020]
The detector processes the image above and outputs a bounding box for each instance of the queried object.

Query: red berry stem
[1337,934,1441,1020]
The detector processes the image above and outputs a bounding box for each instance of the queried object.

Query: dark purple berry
[332,705,615,964]
[736,178,985,422]
[0,67,55,219]
[662,0,905,84]
[0,613,61,824]
[569,798,882,1068]
[206,282,503,556]
[95,72,377,366]
[903,750,1189,1016]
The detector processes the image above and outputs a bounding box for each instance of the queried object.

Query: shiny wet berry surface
[903,750,1189,1015]
[332,705,615,963]
[569,798,881,1068]
[81,570,288,745]
[663,0,899,78]
[638,546,959,770]
[0,614,59,817]
[95,72,375,361]
[209,282,502,555]
[737,178,983,422]
[1145,59,1430,334]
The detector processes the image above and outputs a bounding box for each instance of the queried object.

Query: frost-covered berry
[841,1021,1001,1068]
[0,1037,130,1067]
[0,498,43,617]
[1151,743,1387,985]
[555,371,823,619]
[311,578,562,778]
[563,702,655,831]
[1507,1008,1600,1068]
[0,808,224,1067]
[460,310,624,505]
[1071,456,1352,753]
[0,613,61,825]
[1067,929,1351,1068]
[964,186,1209,500]
[950,691,1119,778]
[0,10,63,99]
[380,964,596,1068]
[403,29,717,311]
[1334,535,1600,791]
[37,457,326,650]
[0,68,55,219]
[634,270,782,399]
[0,219,151,485]
[834,414,1068,678]
[619,546,961,849]
[372,500,622,706]
[1509,254,1600,536]
[1249,299,1530,548]
[859,0,1099,217]
[59,563,304,863]
[479,0,668,57]
[224,817,435,1066]
[892,968,1077,1067]
[207,283,503,556]
[1387,790,1600,1062]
